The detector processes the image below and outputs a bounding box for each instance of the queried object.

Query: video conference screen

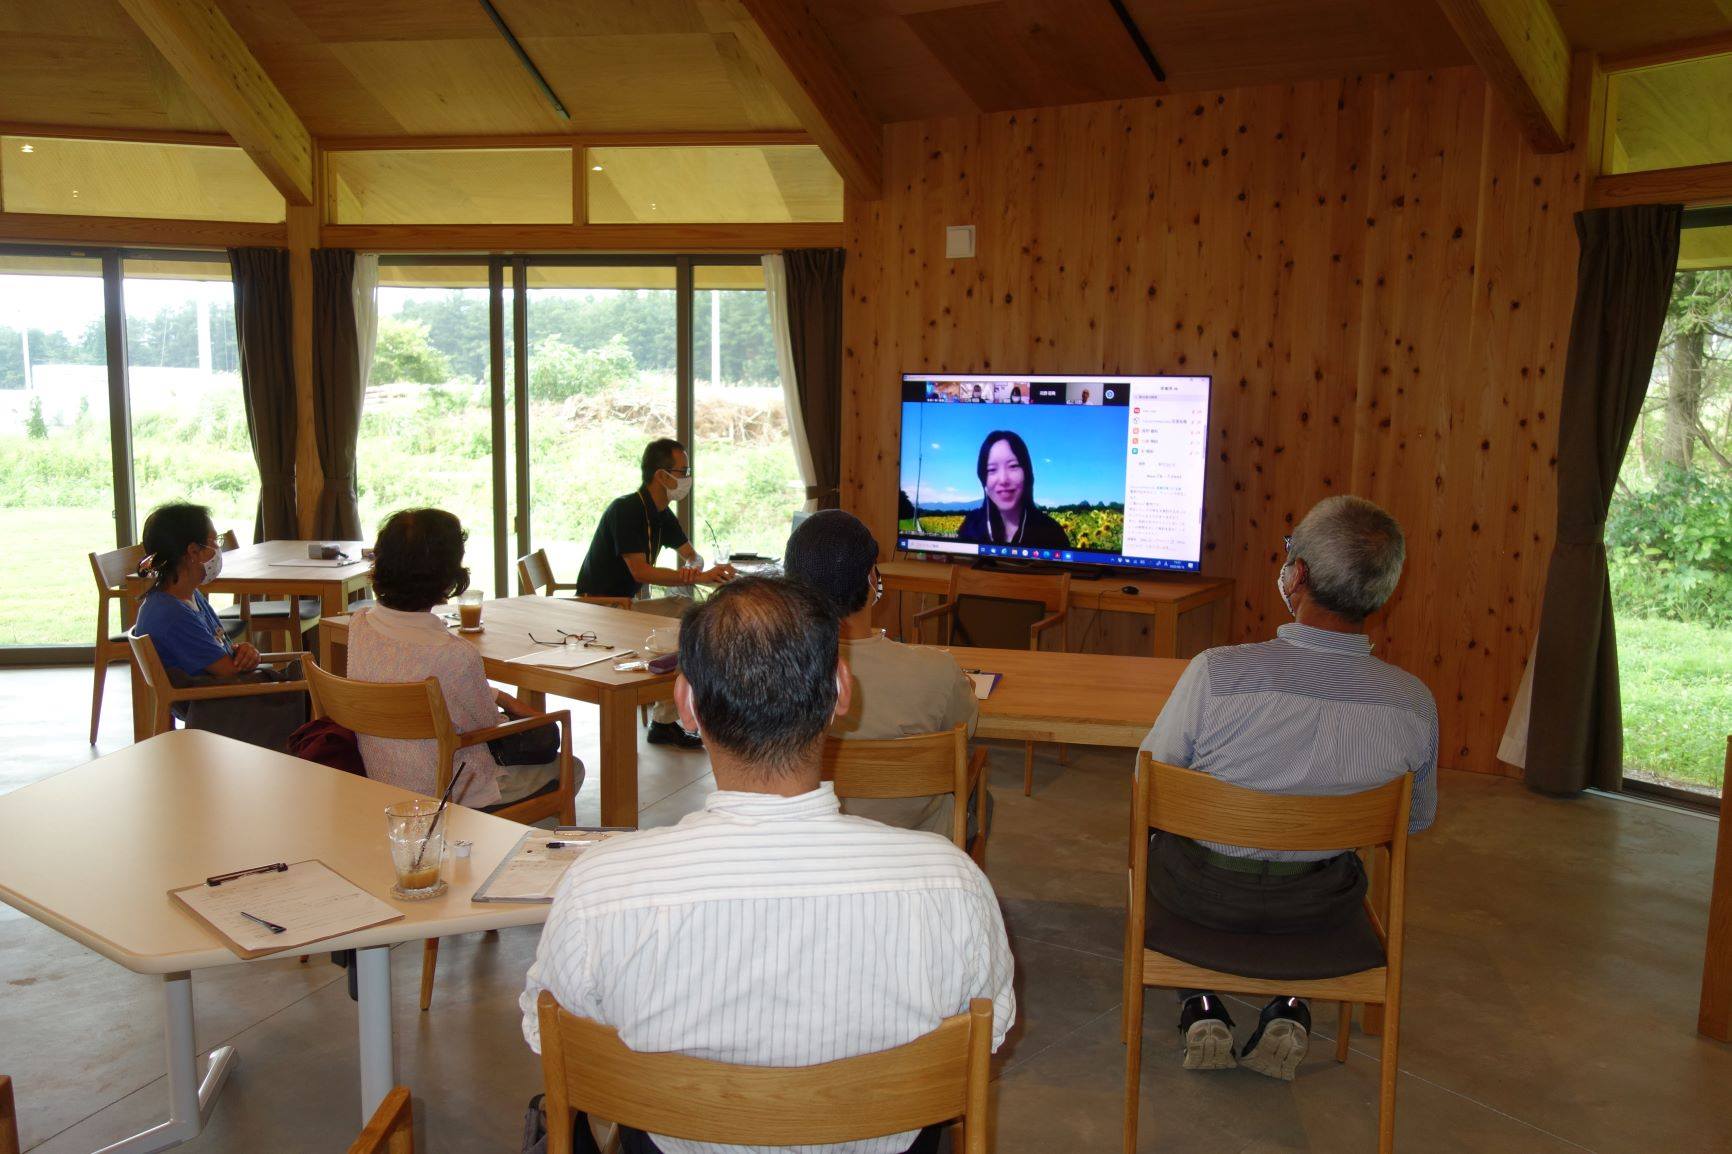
[896,373,1211,572]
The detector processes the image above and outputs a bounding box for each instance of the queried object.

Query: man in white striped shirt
[520,577,1016,1154]
[1139,495,1437,1081]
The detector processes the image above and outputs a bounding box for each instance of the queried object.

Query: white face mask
[663,472,693,502]
[1276,561,1297,619]
[201,546,223,586]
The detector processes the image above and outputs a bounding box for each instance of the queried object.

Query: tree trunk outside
[1664,271,1704,470]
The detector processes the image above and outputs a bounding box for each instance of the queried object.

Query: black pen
[239,910,286,934]
[545,841,576,849]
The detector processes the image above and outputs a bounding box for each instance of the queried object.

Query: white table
[0,730,550,1152]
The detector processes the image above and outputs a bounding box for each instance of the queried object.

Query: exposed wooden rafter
[1435,0,1573,153]
[722,0,883,202]
[113,0,315,204]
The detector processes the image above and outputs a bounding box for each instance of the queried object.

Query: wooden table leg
[598,689,640,828]
[321,631,348,677]
[1698,737,1732,1040]
[1210,589,1232,646]
[521,689,547,711]
[131,657,151,742]
[1151,604,1179,659]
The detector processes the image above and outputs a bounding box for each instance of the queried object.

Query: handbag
[489,715,562,766]
[287,718,365,775]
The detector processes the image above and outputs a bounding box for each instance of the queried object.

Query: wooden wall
[841,67,1592,777]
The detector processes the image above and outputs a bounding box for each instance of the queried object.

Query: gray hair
[1288,496,1405,621]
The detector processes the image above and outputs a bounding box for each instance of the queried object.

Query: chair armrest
[1030,609,1068,639]
[910,601,957,624]
[173,679,309,702]
[550,582,580,592]
[257,651,311,665]
[456,709,571,749]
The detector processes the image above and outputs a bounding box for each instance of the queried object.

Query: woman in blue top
[133,502,306,748]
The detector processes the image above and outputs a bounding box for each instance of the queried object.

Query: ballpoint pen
[239,910,286,934]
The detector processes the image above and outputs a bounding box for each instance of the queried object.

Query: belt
[1198,845,1328,877]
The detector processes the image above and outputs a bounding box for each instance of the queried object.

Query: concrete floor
[1,663,1728,1153]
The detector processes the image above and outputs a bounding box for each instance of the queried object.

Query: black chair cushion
[218,599,321,623]
[1144,900,1386,982]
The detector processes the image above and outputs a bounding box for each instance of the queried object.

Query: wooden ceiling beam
[1435,0,1573,153]
[727,0,883,202]
[113,0,315,204]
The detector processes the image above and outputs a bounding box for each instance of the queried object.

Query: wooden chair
[128,633,309,739]
[822,725,989,866]
[87,544,147,744]
[913,567,1070,796]
[215,530,321,652]
[304,660,578,1010]
[1123,754,1412,1154]
[1,1074,18,1154]
[348,1086,413,1154]
[536,991,992,1154]
[518,548,632,610]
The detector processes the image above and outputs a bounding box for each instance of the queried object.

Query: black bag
[489,716,562,766]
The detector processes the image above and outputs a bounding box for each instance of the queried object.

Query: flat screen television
[896,373,1211,573]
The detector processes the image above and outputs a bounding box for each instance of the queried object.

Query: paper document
[473,827,629,903]
[966,671,1001,700]
[170,860,403,959]
[505,647,628,671]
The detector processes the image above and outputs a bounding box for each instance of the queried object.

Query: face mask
[201,546,223,586]
[663,472,693,502]
[1276,561,1297,619]
[869,569,883,607]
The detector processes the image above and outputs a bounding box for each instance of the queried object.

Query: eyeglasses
[1282,535,1293,553]
[528,629,613,650]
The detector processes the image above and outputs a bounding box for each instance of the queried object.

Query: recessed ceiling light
[591,164,603,172]
[20,143,33,153]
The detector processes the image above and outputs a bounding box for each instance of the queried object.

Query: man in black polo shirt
[577,437,735,748]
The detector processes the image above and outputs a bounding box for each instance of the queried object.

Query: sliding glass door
[0,252,114,649]
[520,261,678,582]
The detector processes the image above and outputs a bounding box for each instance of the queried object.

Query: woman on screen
[957,430,1071,549]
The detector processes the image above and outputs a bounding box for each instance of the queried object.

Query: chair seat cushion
[1144,899,1386,982]
[218,599,321,622]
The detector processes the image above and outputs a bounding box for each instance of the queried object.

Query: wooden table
[0,730,546,1151]
[323,596,681,828]
[942,645,1187,747]
[129,540,374,741]
[882,559,1233,658]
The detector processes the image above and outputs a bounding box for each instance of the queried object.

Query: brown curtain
[311,249,364,539]
[229,247,298,541]
[783,248,846,509]
[1525,205,1682,796]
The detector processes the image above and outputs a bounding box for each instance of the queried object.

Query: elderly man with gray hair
[1140,495,1437,1081]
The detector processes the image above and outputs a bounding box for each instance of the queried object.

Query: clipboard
[169,859,404,959]
[472,826,631,903]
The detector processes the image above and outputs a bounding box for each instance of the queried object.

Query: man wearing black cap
[784,510,984,834]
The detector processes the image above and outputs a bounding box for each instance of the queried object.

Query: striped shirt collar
[1276,621,1374,656]
[702,782,840,821]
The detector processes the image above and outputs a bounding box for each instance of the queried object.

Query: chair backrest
[1135,753,1411,855]
[948,566,1070,615]
[90,543,147,592]
[821,726,966,799]
[348,1085,414,1154]
[127,632,171,694]
[304,661,461,793]
[518,549,555,596]
[536,992,992,1154]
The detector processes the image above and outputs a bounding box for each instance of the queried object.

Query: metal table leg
[355,944,395,1124]
[93,971,236,1154]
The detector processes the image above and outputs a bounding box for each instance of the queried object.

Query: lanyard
[637,490,660,560]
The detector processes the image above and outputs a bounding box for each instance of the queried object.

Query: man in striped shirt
[520,577,1016,1154]
[1140,495,1437,1081]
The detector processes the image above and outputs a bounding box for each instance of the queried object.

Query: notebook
[169,860,403,960]
[472,827,630,903]
[965,670,1002,700]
